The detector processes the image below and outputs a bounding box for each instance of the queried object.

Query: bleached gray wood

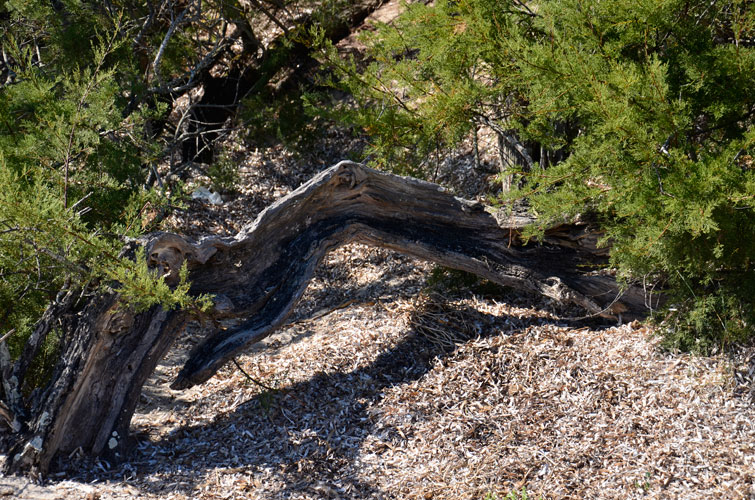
[162,161,648,389]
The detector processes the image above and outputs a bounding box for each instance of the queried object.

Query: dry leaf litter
[3,3,755,498]
[3,118,754,500]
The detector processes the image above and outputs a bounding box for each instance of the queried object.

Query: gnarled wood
[152,161,649,389]
[2,160,654,476]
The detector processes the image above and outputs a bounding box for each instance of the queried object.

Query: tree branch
[126,161,653,390]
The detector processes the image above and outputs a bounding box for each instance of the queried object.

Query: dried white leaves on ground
[12,244,753,500]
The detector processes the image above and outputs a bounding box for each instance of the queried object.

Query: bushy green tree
[0,0,398,390]
[0,0,213,362]
[318,0,755,350]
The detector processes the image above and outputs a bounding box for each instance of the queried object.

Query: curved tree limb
[2,160,656,476]
[140,161,651,390]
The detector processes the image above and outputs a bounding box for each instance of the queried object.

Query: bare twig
[232,358,279,392]
[474,112,534,170]
[247,0,290,36]
[0,328,16,344]
[151,3,194,83]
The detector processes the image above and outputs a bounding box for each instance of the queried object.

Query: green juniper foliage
[318,0,755,350]
[0,1,209,361]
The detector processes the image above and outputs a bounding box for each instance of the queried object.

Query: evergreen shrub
[0,1,209,364]
[316,0,755,351]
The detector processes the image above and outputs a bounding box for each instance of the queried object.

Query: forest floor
[3,2,755,498]
[3,121,755,500]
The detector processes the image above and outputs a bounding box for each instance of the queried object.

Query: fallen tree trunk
[1,161,654,476]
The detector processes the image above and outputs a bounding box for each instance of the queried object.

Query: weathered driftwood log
[1,161,652,476]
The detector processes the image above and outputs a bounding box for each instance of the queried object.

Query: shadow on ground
[59,278,613,498]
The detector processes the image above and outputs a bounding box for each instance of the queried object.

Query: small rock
[191,186,223,205]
